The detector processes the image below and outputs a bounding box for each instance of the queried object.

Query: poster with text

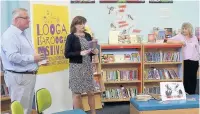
[160,82,186,101]
[32,4,69,74]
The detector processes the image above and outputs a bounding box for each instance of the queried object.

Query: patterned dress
[69,37,95,93]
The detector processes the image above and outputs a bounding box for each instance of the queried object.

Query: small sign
[160,82,186,101]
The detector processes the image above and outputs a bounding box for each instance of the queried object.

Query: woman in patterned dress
[64,16,98,114]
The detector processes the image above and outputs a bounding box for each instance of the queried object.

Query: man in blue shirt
[1,8,44,114]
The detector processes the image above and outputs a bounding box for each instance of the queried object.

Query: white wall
[30,1,73,113]
[70,0,199,43]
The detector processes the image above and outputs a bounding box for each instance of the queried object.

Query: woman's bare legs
[73,93,83,109]
[87,91,96,114]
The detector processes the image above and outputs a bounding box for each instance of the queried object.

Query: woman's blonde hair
[181,22,193,37]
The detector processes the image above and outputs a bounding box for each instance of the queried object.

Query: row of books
[144,51,180,62]
[144,86,160,94]
[101,52,140,63]
[102,87,138,99]
[103,70,138,81]
[1,84,9,97]
[144,68,179,80]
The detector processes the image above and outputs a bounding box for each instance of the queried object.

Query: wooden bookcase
[100,44,142,102]
[98,43,184,103]
[1,72,11,113]
[142,43,183,94]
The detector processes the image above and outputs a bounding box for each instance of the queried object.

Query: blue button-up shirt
[1,25,38,72]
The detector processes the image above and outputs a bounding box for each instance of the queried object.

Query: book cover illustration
[160,82,186,101]
[165,28,173,38]
[118,35,131,44]
[88,39,98,50]
[158,30,165,40]
[148,34,156,43]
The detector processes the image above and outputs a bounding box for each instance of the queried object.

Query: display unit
[142,44,183,94]
[100,44,142,102]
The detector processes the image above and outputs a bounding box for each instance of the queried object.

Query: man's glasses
[17,16,30,20]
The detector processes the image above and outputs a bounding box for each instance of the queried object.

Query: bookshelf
[142,43,183,94]
[81,44,105,111]
[1,72,11,113]
[100,44,142,102]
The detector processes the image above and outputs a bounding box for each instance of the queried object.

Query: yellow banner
[32,4,69,74]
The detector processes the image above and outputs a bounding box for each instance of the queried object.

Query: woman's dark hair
[70,16,87,33]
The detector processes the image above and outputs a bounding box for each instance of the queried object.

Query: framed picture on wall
[149,0,173,3]
[100,0,145,3]
[71,0,95,3]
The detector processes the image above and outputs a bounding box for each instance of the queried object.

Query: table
[130,95,199,114]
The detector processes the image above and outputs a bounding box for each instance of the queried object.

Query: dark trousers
[184,60,199,94]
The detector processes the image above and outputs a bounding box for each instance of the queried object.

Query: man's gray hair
[12,8,27,20]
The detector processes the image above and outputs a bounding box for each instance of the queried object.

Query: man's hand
[34,53,45,62]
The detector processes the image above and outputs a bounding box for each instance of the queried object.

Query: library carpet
[87,102,129,114]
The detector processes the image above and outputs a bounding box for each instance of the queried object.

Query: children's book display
[99,44,183,103]
[100,44,142,102]
[144,68,179,80]
[160,82,186,101]
[144,51,180,62]
[101,52,140,63]
[102,86,138,100]
[142,44,184,103]
[148,27,174,43]
[103,70,138,81]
